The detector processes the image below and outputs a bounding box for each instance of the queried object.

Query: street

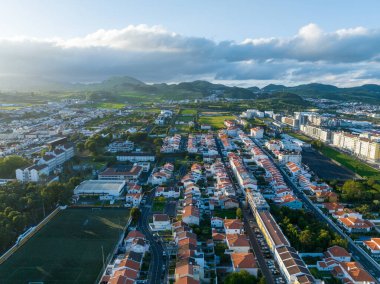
[137,189,165,284]
[215,136,276,284]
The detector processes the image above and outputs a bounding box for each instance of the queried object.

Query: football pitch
[0,208,130,284]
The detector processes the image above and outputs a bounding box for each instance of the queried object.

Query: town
[0,96,380,284]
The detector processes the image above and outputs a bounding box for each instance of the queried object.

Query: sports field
[0,208,130,284]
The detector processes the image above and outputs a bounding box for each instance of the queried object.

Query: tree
[317,229,331,250]
[341,180,370,201]
[0,155,30,178]
[68,177,82,187]
[367,178,377,187]
[236,208,243,219]
[225,270,257,284]
[130,207,141,222]
[84,140,97,154]
[153,138,162,146]
[76,142,84,152]
[299,229,314,251]
[258,276,266,284]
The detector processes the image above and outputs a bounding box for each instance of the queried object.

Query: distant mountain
[261,84,287,93]
[0,75,379,104]
[259,83,380,103]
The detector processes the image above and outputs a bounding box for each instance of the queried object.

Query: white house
[182,205,200,226]
[211,217,224,228]
[150,214,171,231]
[125,193,142,207]
[226,234,251,253]
[224,219,244,235]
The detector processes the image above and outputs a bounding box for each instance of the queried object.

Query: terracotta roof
[226,234,250,248]
[340,217,373,229]
[224,219,243,230]
[118,259,140,271]
[153,214,170,222]
[175,264,194,277]
[231,252,257,269]
[340,262,376,283]
[108,275,129,284]
[183,205,200,218]
[327,246,351,258]
[364,238,380,251]
[125,230,145,240]
[175,276,200,284]
[212,232,226,241]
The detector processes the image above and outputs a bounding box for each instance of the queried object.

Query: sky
[1,0,380,87]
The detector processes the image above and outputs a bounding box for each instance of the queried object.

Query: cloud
[1,23,380,87]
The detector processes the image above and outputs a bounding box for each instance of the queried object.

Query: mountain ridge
[0,75,379,103]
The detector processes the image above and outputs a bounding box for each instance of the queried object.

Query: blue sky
[0,0,380,87]
[1,0,379,40]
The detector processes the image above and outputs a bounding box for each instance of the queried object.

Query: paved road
[253,139,380,282]
[242,207,277,284]
[215,136,275,284]
[138,190,165,284]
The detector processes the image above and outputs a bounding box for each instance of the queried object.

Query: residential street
[138,189,165,284]
[215,137,275,284]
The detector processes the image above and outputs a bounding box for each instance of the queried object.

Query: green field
[180,109,197,115]
[288,132,313,143]
[177,116,194,122]
[199,115,235,129]
[0,208,130,284]
[175,124,191,133]
[318,145,380,179]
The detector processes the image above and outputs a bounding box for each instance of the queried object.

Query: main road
[253,138,380,281]
[137,188,165,284]
[215,136,276,284]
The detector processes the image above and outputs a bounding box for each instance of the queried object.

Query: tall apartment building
[332,132,380,162]
[281,117,299,129]
[300,125,331,142]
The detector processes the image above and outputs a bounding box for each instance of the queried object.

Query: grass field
[199,115,235,129]
[180,109,197,115]
[177,116,194,122]
[318,145,380,179]
[213,209,237,219]
[0,208,130,284]
[175,124,191,133]
[288,132,313,143]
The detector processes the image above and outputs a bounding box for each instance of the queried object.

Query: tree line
[0,155,30,179]
[0,178,80,253]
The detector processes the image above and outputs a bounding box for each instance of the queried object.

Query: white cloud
[1,23,380,87]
